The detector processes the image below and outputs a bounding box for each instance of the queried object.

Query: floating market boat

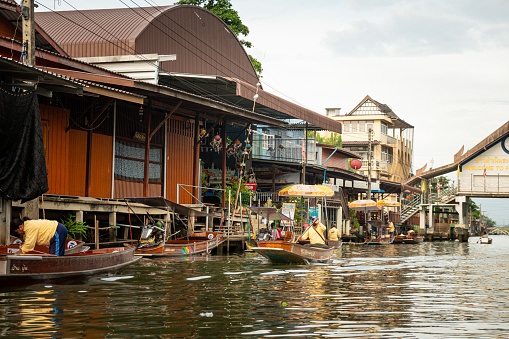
[479,234,492,244]
[0,246,139,284]
[1,239,87,255]
[401,234,424,244]
[127,232,226,257]
[251,240,334,264]
[365,234,394,245]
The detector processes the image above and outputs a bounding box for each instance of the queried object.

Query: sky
[36,0,509,225]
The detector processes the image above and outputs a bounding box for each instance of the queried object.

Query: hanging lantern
[350,158,362,170]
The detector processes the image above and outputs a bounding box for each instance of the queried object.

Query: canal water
[1,236,509,338]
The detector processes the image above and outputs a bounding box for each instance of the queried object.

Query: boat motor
[137,222,165,249]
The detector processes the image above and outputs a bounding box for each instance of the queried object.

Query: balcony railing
[251,136,317,164]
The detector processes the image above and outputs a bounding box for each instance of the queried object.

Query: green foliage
[430,176,450,193]
[308,131,342,147]
[60,214,88,240]
[175,0,262,76]
[224,180,252,207]
[351,217,360,230]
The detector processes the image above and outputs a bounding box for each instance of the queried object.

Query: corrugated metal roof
[36,6,171,45]
[35,5,259,85]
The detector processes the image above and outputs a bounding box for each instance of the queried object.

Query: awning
[125,197,216,218]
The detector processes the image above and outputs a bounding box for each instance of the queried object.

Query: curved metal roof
[35,5,259,85]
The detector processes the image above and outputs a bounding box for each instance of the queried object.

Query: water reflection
[1,236,509,337]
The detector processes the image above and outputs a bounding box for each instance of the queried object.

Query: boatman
[298,217,328,248]
[12,218,68,256]
[388,220,395,236]
[328,223,339,241]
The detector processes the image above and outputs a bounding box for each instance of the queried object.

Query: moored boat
[128,232,226,257]
[479,235,492,244]
[365,234,394,245]
[251,240,334,264]
[0,246,139,284]
[401,235,424,244]
[0,239,88,255]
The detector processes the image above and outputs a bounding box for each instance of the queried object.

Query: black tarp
[0,89,48,201]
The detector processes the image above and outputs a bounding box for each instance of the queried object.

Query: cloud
[323,0,509,57]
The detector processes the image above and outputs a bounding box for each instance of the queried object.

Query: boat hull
[0,247,139,283]
[252,241,333,264]
[129,232,226,257]
[402,236,424,244]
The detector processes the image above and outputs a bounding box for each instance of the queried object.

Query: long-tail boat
[0,247,139,284]
[251,240,334,264]
[127,231,226,257]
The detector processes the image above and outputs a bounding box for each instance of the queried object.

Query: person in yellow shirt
[328,223,339,241]
[298,217,327,248]
[388,221,395,236]
[12,218,68,256]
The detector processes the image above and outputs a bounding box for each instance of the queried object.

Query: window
[262,134,274,150]
[381,122,388,135]
[343,120,374,133]
[381,145,393,164]
[115,141,162,183]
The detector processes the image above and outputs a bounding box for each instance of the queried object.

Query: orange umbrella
[278,184,334,197]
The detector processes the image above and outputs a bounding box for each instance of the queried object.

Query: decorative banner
[281,203,295,227]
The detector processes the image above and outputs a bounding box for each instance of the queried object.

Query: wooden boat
[127,232,226,257]
[393,234,405,244]
[0,239,87,255]
[0,247,140,284]
[251,240,334,264]
[299,239,343,249]
[401,235,424,244]
[479,235,492,244]
[365,234,394,245]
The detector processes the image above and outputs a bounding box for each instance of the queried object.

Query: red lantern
[350,159,362,170]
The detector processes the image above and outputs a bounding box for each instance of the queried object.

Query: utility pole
[21,0,36,66]
[367,128,372,200]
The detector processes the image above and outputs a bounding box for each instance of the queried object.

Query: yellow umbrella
[278,184,334,197]
[376,200,401,208]
[348,199,379,212]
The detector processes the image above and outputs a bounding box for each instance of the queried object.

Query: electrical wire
[35,1,249,109]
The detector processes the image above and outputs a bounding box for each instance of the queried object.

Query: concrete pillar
[23,198,40,220]
[428,204,434,236]
[344,219,351,236]
[109,212,117,242]
[419,205,426,232]
[0,199,12,245]
[337,207,343,237]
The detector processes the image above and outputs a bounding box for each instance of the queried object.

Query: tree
[307,131,342,147]
[175,0,263,75]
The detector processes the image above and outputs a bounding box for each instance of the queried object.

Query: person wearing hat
[12,218,68,256]
[297,217,327,247]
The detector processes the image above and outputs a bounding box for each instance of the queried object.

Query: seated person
[297,217,328,248]
[328,224,339,241]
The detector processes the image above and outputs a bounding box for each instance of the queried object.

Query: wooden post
[85,105,94,197]
[109,212,116,242]
[193,113,200,203]
[94,215,99,249]
[21,0,35,66]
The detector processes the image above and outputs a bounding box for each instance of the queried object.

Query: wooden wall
[166,117,195,203]
[40,104,70,195]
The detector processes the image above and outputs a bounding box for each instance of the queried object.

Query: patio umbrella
[376,200,401,208]
[348,199,380,212]
[278,184,334,197]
